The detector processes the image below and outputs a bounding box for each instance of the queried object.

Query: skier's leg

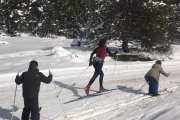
[21,98,30,120]
[88,73,99,86]
[147,76,153,95]
[88,62,102,86]
[99,70,104,87]
[99,70,106,92]
[85,63,102,95]
[85,72,98,96]
[154,81,159,96]
[30,98,40,120]
[85,73,98,95]
[151,78,158,96]
[149,81,153,95]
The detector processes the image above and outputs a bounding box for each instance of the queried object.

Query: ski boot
[99,86,107,92]
[84,85,90,96]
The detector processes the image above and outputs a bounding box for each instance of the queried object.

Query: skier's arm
[144,71,150,83]
[160,68,169,77]
[40,73,53,84]
[15,73,24,85]
[89,48,96,66]
[106,47,117,57]
[144,75,149,83]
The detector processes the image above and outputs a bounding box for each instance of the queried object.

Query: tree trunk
[122,38,129,53]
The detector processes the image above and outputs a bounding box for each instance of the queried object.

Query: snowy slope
[0,35,180,120]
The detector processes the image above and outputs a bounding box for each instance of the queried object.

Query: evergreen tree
[0,0,178,54]
[98,0,175,53]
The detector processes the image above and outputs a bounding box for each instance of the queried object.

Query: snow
[17,10,23,16]
[38,7,43,12]
[152,1,166,6]
[0,35,180,120]
[0,41,9,44]
[38,23,42,26]
[51,47,72,57]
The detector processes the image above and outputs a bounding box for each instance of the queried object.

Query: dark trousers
[22,98,40,120]
[88,62,104,87]
[147,76,159,96]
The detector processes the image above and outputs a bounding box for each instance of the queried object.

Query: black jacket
[15,67,52,98]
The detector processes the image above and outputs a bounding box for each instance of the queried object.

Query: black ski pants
[88,62,104,87]
[22,98,40,120]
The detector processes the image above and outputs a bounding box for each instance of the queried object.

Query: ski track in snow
[0,37,180,120]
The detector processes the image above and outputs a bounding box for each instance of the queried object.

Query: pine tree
[97,0,175,53]
[0,0,178,52]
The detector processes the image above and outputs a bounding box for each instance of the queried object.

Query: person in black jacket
[15,60,53,120]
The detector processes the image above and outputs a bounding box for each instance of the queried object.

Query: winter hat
[105,40,108,45]
[29,60,38,68]
[156,60,162,65]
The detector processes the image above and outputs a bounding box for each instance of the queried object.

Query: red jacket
[96,46,107,60]
[89,47,116,64]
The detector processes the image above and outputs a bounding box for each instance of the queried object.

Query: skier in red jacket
[84,38,117,95]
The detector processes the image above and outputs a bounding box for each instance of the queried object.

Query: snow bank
[51,46,71,57]
[140,52,163,60]
[20,33,31,37]
[0,32,6,38]
[0,41,9,44]
[57,36,67,41]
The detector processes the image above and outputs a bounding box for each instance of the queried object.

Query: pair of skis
[144,88,172,98]
[63,86,127,104]
[83,86,126,98]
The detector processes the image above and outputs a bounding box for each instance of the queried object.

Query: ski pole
[57,83,76,97]
[136,82,147,94]
[57,66,90,97]
[78,66,90,77]
[112,55,118,81]
[52,80,67,118]
[11,70,21,120]
[11,85,17,120]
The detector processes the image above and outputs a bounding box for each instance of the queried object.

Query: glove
[49,70,53,76]
[89,61,93,66]
[144,76,149,83]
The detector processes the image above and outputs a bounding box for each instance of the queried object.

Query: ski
[146,89,172,98]
[84,86,126,97]
[159,88,167,92]
[137,87,167,94]
[82,86,127,98]
[113,86,126,90]
[87,89,112,96]
[83,86,126,97]
[159,90,173,95]
[63,89,112,104]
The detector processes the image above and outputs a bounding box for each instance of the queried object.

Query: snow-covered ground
[0,34,180,120]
